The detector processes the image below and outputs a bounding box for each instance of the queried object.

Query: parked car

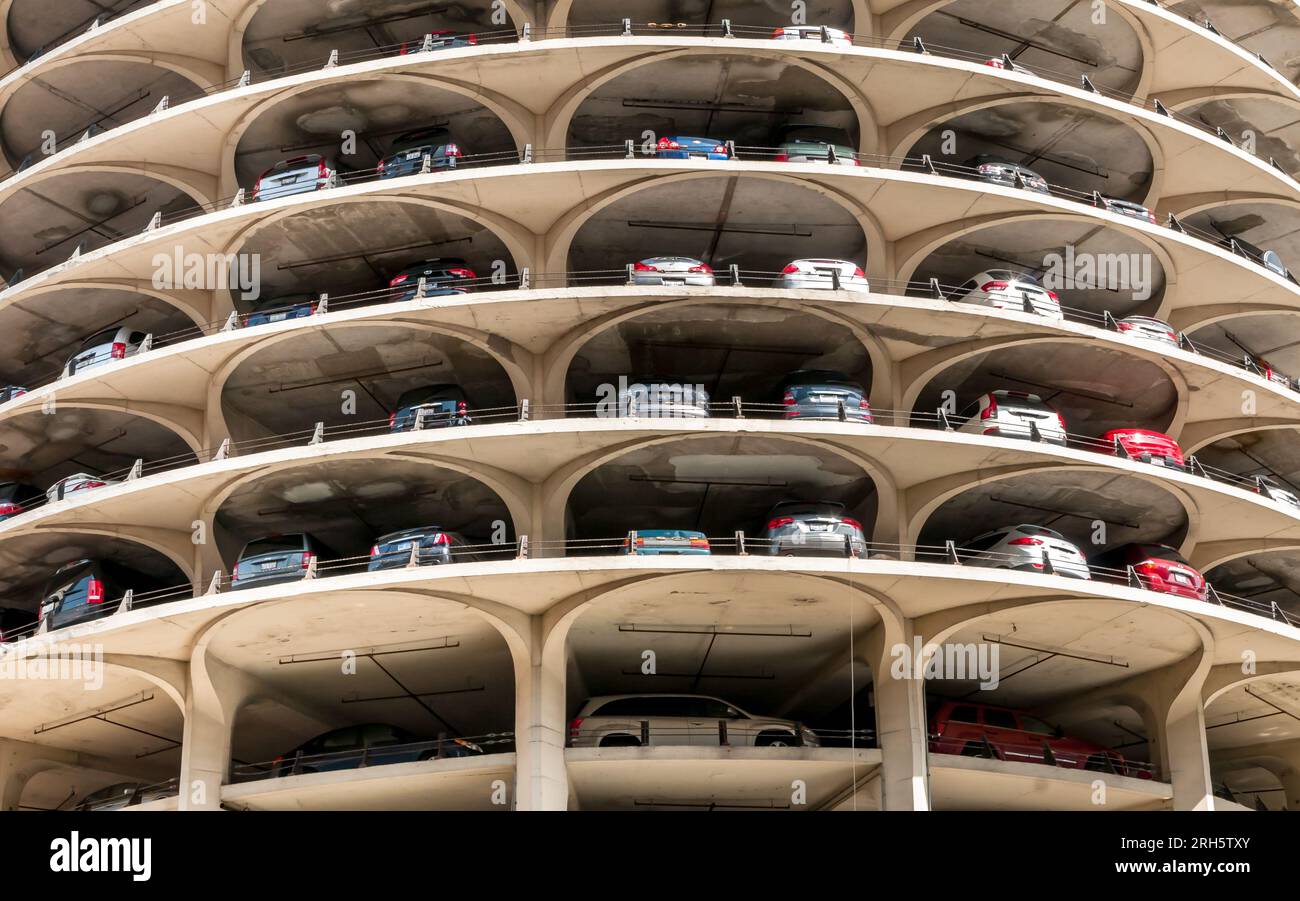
[1098,428,1185,469]
[615,376,710,418]
[622,529,711,555]
[654,136,731,160]
[369,527,482,569]
[569,694,819,747]
[61,325,148,378]
[950,269,1061,319]
[760,500,867,557]
[0,481,41,521]
[1089,543,1208,601]
[779,258,869,292]
[773,124,858,166]
[389,384,471,431]
[251,154,345,202]
[245,293,317,327]
[956,390,1067,445]
[1221,235,1297,283]
[38,559,156,630]
[0,606,36,642]
[270,723,482,777]
[984,56,1031,75]
[1115,315,1178,346]
[76,781,176,811]
[1095,195,1156,223]
[629,256,715,287]
[378,127,463,178]
[780,370,872,422]
[958,524,1091,579]
[770,25,853,48]
[962,154,1050,194]
[45,472,115,503]
[1256,477,1300,510]
[929,700,1139,775]
[0,386,26,403]
[388,258,477,300]
[398,30,477,54]
[231,533,333,590]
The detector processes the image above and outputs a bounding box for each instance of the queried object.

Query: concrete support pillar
[0,738,160,811]
[513,614,570,810]
[177,653,253,810]
[865,623,930,810]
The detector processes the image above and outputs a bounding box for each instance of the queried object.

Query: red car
[929,700,1144,776]
[1090,542,1207,601]
[1098,428,1185,469]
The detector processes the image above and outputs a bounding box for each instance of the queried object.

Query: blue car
[378,127,463,179]
[244,294,316,327]
[622,529,711,555]
[655,136,732,160]
[231,533,332,590]
[387,258,477,301]
[390,384,471,431]
[369,527,483,569]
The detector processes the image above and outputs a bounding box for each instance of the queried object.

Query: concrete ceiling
[0,407,194,487]
[906,0,1145,96]
[567,175,869,276]
[1205,549,1300,621]
[1189,312,1300,380]
[1206,678,1300,750]
[1169,0,1300,86]
[567,0,854,31]
[5,0,153,61]
[1183,97,1300,177]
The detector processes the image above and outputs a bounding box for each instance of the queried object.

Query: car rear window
[79,328,121,349]
[241,535,307,557]
[983,708,1018,729]
[1139,545,1186,563]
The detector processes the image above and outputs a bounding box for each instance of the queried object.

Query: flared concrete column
[513,614,570,810]
[177,653,254,810]
[865,623,931,810]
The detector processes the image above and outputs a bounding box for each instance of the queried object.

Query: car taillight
[771,27,787,37]
[980,280,1010,293]
[569,717,584,737]
[852,266,866,278]
[370,545,380,557]
[841,517,862,531]
[432,533,450,545]
[318,158,329,179]
[1056,412,1066,431]
[713,144,727,155]
[445,144,462,158]
[1047,290,1059,301]
[782,263,800,274]
[774,152,789,162]
[231,563,240,583]
[980,397,998,420]
[447,267,476,279]
[688,263,712,273]
[467,34,478,45]
[1134,561,1160,574]
[388,412,397,428]
[657,137,681,151]
[1116,321,1134,331]
[390,274,409,286]
[633,261,656,272]
[376,158,385,174]
[301,551,315,570]
[783,391,797,406]
[110,342,126,359]
[457,402,468,415]
[689,538,710,548]
[0,502,21,516]
[87,579,104,605]
[1008,537,1042,546]
[767,516,795,530]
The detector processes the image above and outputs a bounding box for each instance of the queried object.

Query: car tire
[755,731,798,748]
[598,734,642,748]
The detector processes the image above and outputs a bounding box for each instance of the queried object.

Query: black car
[369,527,484,570]
[270,723,483,777]
[0,386,26,404]
[0,481,42,521]
[387,258,477,301]
[962,154,1050,194]
[231,533,334,590]
[378,127,463,179]
[389,384,472,431]
[38,559,159,630]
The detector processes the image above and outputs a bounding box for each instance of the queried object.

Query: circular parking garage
[231,79,518,196]
[210,594,517,811]
[211,457,516,574]
[565,175,870,283]
[227,199,518,310]
[900,0,1145,96]
[564,434,878,549]
[0,59,201,171]
[219,322,517,443]
[0,171,198,279]
[915,468,1190,557]
[903,101,1156,203]
[909,340,1179,437]
[240,0,515,77]
[563,1,856,32]
[562,569,876,809]
[1179,97,1300,175]
[905,217,1168,320]
[564,53,861,153]
[0,287,200,388]
[0,407,198,490]
[1205,678,1300,811]
[563,301,873,409]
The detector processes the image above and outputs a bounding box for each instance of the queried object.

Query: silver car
[629,256,716,287]
[951,269,1062,320]
[251,154,341,202]
[956,390,1067,445]
[1116,315,1178,347]
[569,693,818,748]
[779,258,869,292]
[761,500,867,557]
[61,325,148,378]
[958,524,1091,579]
[617,377,710,418]
[46,472,115,503]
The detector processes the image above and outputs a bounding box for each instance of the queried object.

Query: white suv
[569,694,818,748]
[951,269,1062,320]
[958,524,1092,579]
[956,390,1067,445]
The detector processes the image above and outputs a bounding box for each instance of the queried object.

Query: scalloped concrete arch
[29,522,197,586]
[0,278,215,327]
[3,159,218,212]
[1179,416,1300,456]
[13,398,206,455]
[543,168,886,282]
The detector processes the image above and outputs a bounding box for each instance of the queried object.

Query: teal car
[774,124,858,166]
[622,529,711,555]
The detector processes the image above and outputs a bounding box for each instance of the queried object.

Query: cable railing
[928,730,1159,780]
[3,530,1297,646]
[229,731,517,783]
[5,15,1297,205]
